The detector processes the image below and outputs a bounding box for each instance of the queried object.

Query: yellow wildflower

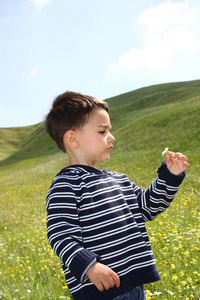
[180,271,185,277]
[187,277,193,284]
[172,275,178,281]
[62,285,69,290]
[171,263,175,269]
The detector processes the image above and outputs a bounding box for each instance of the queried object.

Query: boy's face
[74,108,115,168]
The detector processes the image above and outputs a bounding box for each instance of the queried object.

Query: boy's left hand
[165,151,189,176]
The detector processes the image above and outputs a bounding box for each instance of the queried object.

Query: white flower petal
[167,290,174,295]
[161,147,169,156]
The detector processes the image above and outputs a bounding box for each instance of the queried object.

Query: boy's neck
[69,158,97,169]
[67,149,97,169]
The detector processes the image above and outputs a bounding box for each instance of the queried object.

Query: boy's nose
[108,132,115,143]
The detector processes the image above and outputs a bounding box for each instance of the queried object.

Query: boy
[45,91,189,300]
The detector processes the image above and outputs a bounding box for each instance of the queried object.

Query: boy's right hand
[86,262,120,292]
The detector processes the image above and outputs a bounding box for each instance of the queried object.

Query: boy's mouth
[106,145,113,152]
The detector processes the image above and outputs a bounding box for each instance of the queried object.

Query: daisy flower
[161,147,177,164]
[161,147,169,156]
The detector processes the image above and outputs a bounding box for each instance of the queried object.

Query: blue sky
[0,0,200,128]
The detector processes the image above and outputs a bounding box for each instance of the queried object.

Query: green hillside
[106,80,200,130]
[0,123,56,166]
[0,125,36,161]
[0,80,199,166]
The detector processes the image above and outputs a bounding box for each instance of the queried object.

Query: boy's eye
[99,130,106,134]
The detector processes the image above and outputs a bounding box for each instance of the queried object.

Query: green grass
[0,125,36,161]
[0,123,56,166]
[0,80,200,299]
[106,79,200,130]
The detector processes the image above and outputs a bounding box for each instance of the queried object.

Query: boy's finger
[166,151,174,155]
[169,152,188,161]
[165,152,174,163]
[96,282,104,292]
[175,153,188,162]
[108,276,116,288]
[103,279,112,291]
[112,273,120,287]
[183,161,189,170]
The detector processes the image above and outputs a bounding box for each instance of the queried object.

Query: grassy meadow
[0,80,200,299]
[0,125,37,161]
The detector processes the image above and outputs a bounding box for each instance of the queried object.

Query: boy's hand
[165,151,189,175]
[86,262,120,292]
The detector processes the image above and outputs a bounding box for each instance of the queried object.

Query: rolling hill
[0,125,37,161]
[0,79,199,166]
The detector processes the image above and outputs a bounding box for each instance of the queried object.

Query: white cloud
[31,0,52,10]
[111,0,200,72]
[30,66,39,77]
[136,0,195,35]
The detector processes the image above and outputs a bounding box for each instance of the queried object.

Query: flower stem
[167,152,177,164]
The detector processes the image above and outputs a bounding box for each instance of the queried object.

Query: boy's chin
[90,152,111,165]
[98,154,110,162]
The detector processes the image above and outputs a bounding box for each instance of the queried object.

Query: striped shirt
[46,163,185,300]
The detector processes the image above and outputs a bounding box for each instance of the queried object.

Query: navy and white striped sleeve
[46,178,100,282]
[133,162,186,221]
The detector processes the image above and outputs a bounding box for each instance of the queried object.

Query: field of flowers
[0,152,199,299]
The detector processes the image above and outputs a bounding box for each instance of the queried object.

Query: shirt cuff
[157,160,186,186]
[80,257,97,283]
[69,249,100,283]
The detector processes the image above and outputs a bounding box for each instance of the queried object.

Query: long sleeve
[46,181,100,282]
[133,162,186,221]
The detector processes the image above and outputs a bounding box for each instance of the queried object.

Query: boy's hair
[45,91,109,152]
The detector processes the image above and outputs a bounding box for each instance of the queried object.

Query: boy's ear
[63,130,79,149]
